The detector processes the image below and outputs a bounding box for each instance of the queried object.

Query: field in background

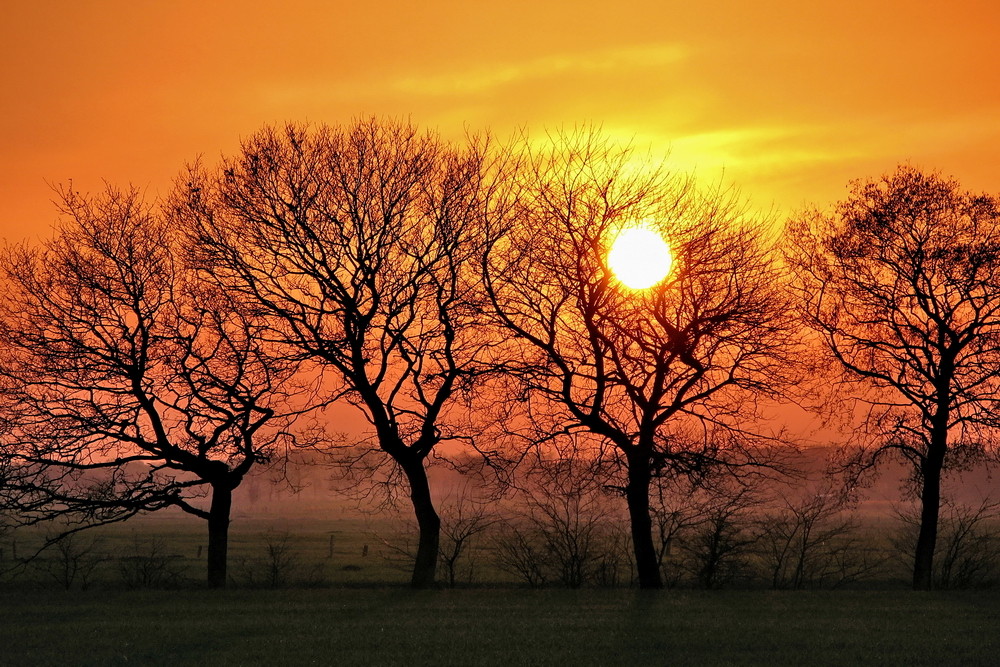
[2,448,996,591]
[2,492,997,591]
[1,511,422,590]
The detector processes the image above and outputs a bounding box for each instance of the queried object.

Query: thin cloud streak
[392,44,690,96]
[259,44,690,107]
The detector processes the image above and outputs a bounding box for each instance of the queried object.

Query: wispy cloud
[273,43,686,104]
[670,126,863,167]
[390,44,688,96]
[606,124,861,177]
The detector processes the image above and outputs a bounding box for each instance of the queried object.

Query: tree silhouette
[178,120,502,588]
[0,185,306,588]
[437,487,498,588]
[784,165,1000,590]
[483,130,798,588]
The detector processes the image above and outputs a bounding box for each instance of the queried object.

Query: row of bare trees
[1,119,998,590]
[378,471,998,590]
[5,477,997,590]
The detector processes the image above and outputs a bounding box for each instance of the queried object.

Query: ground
[2,588,998,665]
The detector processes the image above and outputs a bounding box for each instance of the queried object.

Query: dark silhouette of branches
[375,483,499,587]
[38,531,105,591]
[893,497,1000,588]
[437,487,499,587]
[675,483,764,589]
[757,483,881,589]
[785,165,1000,589]
[493,457,625,588]
[0,184,308,588]
[177,119,506,588]
[116,533,184,589]
[483,129,800,588]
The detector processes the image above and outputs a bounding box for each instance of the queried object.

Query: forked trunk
[207,482,233,589]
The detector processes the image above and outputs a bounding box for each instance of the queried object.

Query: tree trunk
[625,458,663,589]
[207,482,233,589]
[401,459,441,588]
[912,452,943,590]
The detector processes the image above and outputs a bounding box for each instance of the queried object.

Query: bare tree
[232,530,321,588]
[437,486,498,587]
[784,165,1000,589]
[177,120,503,588]
[679,484,763,588]
[372,485,498,587]
[493,521,549,587]
[492,455,625,588]
[483,129,799,588]
[38,532,105,590]
[934,499,1000,588]
[757,484,879,589]
[648,477,719,587]
[524,458,618,588]
[893,497,1000,588]
[117,533,184,589]
[0,185,307,588]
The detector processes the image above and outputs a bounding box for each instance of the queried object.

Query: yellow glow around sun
[607,227,673,289]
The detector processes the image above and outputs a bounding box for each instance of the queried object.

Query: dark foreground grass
[2,588,998,666]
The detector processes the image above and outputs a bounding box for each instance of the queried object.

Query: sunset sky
[2,1,998,241]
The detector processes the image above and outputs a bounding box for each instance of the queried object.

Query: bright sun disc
[607,227,673,289]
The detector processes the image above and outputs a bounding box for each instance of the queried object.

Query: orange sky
[2,0,998,241]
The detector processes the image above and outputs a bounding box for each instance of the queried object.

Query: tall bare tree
[177,120,502,588]
[483,130,798,588]
[0,185,305,587]
[784,165,1000,589]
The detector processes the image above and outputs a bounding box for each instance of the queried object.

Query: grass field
[3,512,999,665]
[0,509,912,591]
[1,588,998,665]
[1,512,419,589]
